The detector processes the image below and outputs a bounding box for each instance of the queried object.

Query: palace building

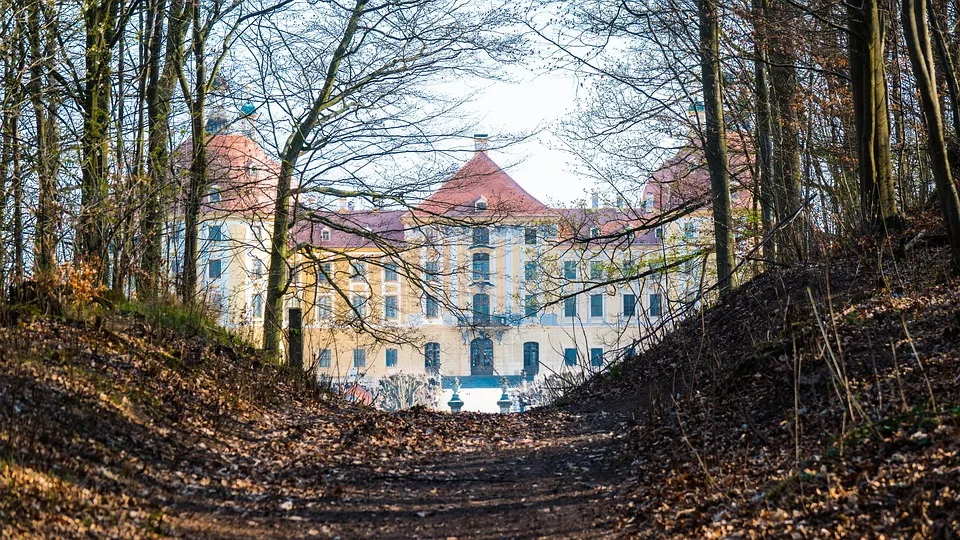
[166,131,724,386]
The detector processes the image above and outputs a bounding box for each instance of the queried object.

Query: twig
[899,314,941,424]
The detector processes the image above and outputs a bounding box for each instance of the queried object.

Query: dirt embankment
[2,217,960,538]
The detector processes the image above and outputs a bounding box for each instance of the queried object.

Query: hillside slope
[573,217,960,537]
[0,308,630,538]
[2,218,960,538]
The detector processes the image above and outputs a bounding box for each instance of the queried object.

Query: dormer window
[590,227,600,238]
[475,196,488,211]
[321,229,330,241]
[247,160,259,177]
[208,186,221,203]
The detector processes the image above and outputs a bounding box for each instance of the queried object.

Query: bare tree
[254,0,523,361]
[901,0,960,270]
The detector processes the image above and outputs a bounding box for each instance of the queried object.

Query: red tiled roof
[642,135,754,216]
[173,134,279,216]
[291,209,406,249]
[409,151,550,219]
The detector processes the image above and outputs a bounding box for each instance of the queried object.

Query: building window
[318,349,331,368]
[524,261,537,281]
[384,295,398,320]
[563,260,577,280]
[563,296,576,317]
[386,348,398,368]
[351,294,366,317]
[472,293,490,324]
[289,265,300,285]
[321,228,330,241]
[251,224,263,240]
[350,261,365,282]
[251,293,263,318]
[590,348,604,367]
[623,294,637,317]
[353,349,366,368]
[252,258,263,278]
[318,262,332,284]
[524,227,537,245]
[384,263,398,282]
[654,226,663,239]
[208,224,223,241]
[317,295,332,320]
[590,226,600,238]
[208,259,222,279]
[425,295,439,318]
[590,261,603,280]
[472,226,490,246]
[472,253,490,282]
[475,196,487,210]
[590,294,603,317]
[425,261,439,282]
[649,293,662,317]
[208,187,221,203]
[564,348,578,367]
[524,295,538,318]
[523,342,539,375]
[425,342,440,372]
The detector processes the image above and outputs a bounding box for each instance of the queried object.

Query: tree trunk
[753,0,777,264]
[698,0,736,294]
[29,0,60,278]
[80,0,120,281]
[902,0,960,271]
[180,1,207,305]
[926,0,960,138]
[263,0,368,361]
[139,0,187,302]
[848,0,900,229]
[768,8,805,260]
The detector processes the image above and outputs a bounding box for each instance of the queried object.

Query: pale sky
[459,69,591,208]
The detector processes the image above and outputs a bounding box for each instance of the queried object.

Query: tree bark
[263,0,368,361]
[767,4,805,260]
[848,0,900,229]
[28,0,60,279]
[139,0,187,302]
[753,0,777,264]
[698,0,736,294]
[179,0,208,304]
[80,0,121,281]
[902,0,960,271]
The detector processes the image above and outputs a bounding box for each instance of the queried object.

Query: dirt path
[167,408,635,539]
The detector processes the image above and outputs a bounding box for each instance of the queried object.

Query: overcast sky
[458,68,590,207]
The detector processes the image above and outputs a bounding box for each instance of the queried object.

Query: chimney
[338,197,347,212]
[474,133,489,152]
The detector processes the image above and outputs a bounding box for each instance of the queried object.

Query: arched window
[472,293,490,324]
[470,337,494,375]
[522,342,539,376]
[424,342,440,373]
[472,253,490,282]
[472,226,489,246]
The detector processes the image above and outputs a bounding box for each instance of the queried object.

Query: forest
[2,0,960,536]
